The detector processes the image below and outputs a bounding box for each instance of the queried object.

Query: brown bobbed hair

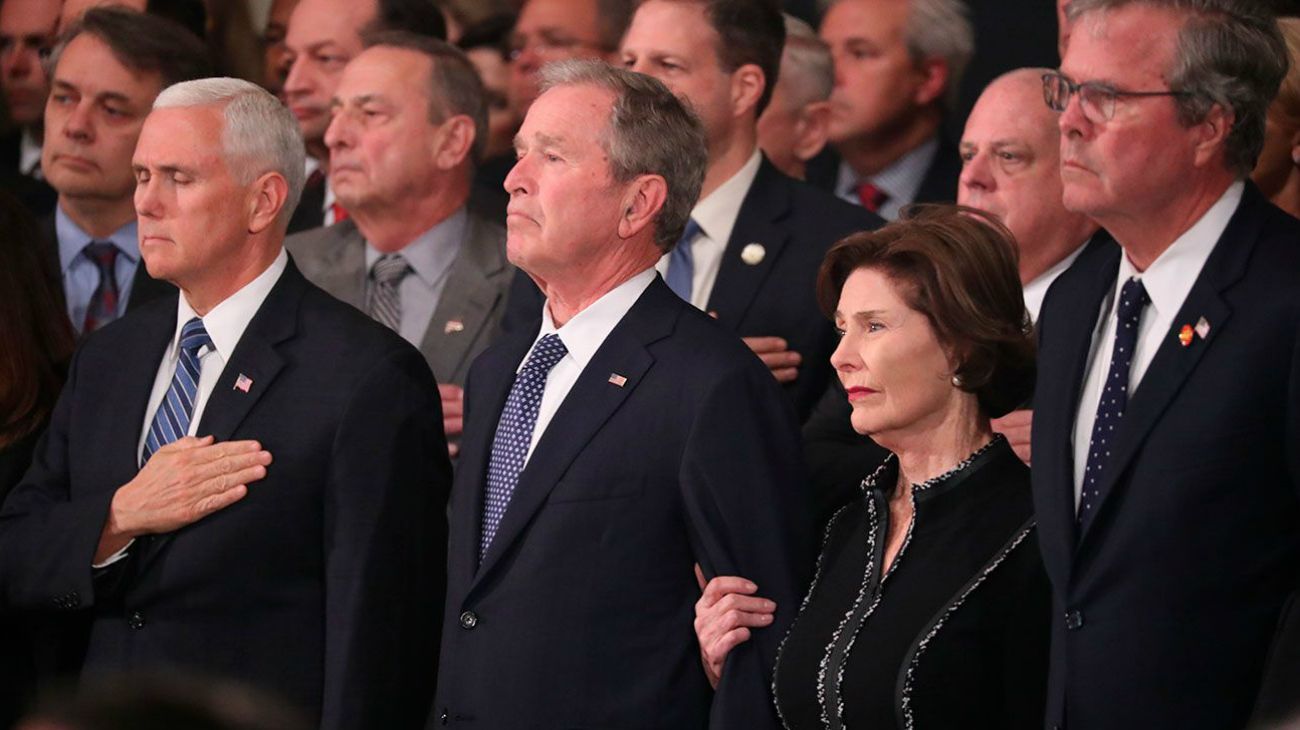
[0,192,75,449]
[815,204,1036,419]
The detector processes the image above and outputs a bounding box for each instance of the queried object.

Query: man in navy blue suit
[0,78,448,729]
[505,0,879,422]
[433,59,808,729]
[1032,1,1300,727]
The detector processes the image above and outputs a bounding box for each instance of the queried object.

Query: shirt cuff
[92,539,135,569]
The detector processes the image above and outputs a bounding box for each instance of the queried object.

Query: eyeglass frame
[1041,70,1195,122]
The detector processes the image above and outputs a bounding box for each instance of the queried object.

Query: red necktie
[856,181,889,214]
[82,241,120,334]
[331,202,350,223]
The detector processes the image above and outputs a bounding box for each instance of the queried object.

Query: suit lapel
[1035,234,1120,578]
[306,222,367,310]
[420,214,508,383]
[469,280,678,592]
[106,301,178,483]
[705,159,791,327]
[1075,191,1261,547]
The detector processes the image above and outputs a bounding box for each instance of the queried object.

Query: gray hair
[1068,0,1288,177]
[153,78,307,227]
[364,31,489,164]
[779,14,834,108]
[538,60,707,253]
[903,0,976,112]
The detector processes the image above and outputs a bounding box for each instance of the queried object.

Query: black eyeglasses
[1042,71,1193,122]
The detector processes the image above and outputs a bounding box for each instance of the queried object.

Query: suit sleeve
[319,345,452,730]
[679,360,813,730]
[0,346,121,612]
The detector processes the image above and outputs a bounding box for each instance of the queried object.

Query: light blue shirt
[55,205,140,334]
[835,136,940,221]
[363,207,468,347]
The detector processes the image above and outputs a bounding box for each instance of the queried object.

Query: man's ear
[1191,102,1234,169]
[793,100,833,162]
[730,63,768,120]
[433,114,477,170]
[617,174,668,240]
[248,171,289,234]
[912,57,950,108]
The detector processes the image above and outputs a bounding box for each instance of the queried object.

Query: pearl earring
[951,374,963,388]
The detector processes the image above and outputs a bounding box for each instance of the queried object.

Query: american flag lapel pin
[608,373,628,387]
[234,373,253,393]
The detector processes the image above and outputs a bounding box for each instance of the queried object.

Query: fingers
[699,575,758,608]
[154,434,214,454]
[443,415,464,440]
[710,626,753,662]
[192,445,273,482]
[447,441,461,459]
[439,384,465,416]
[742,336,787,354]
[694,563,707,592]
[190,483,249,521]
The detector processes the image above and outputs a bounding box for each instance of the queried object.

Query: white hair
[154,78,307,225]
[780,14,834,108]
[906,0,976,111]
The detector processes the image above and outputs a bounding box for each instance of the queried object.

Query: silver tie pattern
[367,253,411,332]
[1078,277,1149,527]
[480,333,568,561]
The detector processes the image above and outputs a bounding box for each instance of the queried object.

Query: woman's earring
[951,374,964,388]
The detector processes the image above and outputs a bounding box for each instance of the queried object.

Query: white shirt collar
[171,248,289,362]
[19,127,41,177]
[1115,180,1244,322]
[1023,240,1089,323]
[530,268,657,372]
[691,148,762,246]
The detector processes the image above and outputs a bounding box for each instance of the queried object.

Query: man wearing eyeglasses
[1030,1,1300,728]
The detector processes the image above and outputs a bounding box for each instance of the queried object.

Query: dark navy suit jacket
[0,260,450,730]
[435,276,810,729]
[501,158,881,422]
[1031,184,1300,729]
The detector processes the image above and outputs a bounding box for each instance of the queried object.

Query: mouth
[844,386,878,401]
[289,104,324,121]
[51,153,96,170]
[139,234,173,246]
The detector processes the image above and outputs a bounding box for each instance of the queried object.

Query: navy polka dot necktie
[1078,277,1149,526]
[480,333,568,561]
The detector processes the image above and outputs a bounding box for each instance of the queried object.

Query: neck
[539,245,660,327]
[879,398,991,486]
[837,108,940,179]
[59,195,136,239]
[1020,219,1099,285]
[351,178,468,253]
[1268,169,1300,221]
[699,125,758,200]
[181,240,281,316]
[1100,173,1235,271]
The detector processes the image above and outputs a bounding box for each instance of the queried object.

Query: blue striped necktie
[141,317,213,466]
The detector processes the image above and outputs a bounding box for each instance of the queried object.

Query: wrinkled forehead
[1063,5,1181,86]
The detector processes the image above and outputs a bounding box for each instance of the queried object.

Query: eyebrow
[132,163,199,178]
[332,93,388,109]
[835,309,891,321]
[514,131,567,151]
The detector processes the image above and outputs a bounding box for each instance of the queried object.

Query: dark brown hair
[50,6,212,88]
[815,204,1036,418]
[0,192,75,448]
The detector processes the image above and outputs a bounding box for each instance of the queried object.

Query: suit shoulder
[295,280,424,366]
[781,174,883,237]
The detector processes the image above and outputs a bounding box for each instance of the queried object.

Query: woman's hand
[693,563,777,689]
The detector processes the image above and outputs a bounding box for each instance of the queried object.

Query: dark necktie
[480,333,568,560]
[1078,277,1150,523]
[856,181,889,214]
[666,218,701,302]
[82,241,120,333]
[367,254,411,332]
[141,317,213,465]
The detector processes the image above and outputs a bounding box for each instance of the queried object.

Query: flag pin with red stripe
[234,374,253,393]
[608,373,627,387]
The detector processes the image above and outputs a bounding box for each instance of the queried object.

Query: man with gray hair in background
[811,0,973,218]
[1031,1,1300,727]
[757,14,835,181]
[434,59,807,729]
[0,78,449,729]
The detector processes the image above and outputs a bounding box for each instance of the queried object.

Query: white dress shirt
[97,249,289,567]
[655,149,762,310]
[304,156,340,226]
[363,208,467,347]
[1023,241,1088,324]
[19,127,41,178]
[835,136,939,221]
[519,268,657,462]
[1071,182,1243,506]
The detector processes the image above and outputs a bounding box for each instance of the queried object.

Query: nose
[1057,90,1091,140]
[134,174,162,219]
[62,99,94,141]
[282,54,312,97]
[503,152,531,196]
[323,108,348,152]
[829,328,860,375]
[1,45,33,77]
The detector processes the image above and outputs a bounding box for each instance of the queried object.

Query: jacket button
[128,611,146,630]
[439,709,449,725]
[1064,609,1084,630]
[459,610,478,630]
[67,591,80,608]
